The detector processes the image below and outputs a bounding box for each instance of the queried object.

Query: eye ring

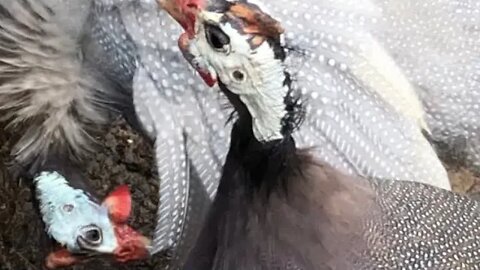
[78,225,103,247]
[204,23,231,54]
[85,228,102,243]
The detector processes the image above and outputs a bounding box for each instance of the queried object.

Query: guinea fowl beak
[158,0,218,87]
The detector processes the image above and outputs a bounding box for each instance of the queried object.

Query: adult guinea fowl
[91,0,453,266]
[0,0,149,268]
[162,1,480,269]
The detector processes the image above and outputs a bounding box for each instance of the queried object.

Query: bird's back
[363,178,480,269]
[203,157,480,270]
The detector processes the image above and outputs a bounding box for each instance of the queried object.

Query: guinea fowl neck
[217,74,304,199]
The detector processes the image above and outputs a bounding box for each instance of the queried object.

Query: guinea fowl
[90,1,454,266]
[162,1,480,269]
[0,0,149,268]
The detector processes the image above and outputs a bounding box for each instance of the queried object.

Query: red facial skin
[113,224,151,263]
[44,185,150,269]
[103,185,132,223]
[196,67,218,87]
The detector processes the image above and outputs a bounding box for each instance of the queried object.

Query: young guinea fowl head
[32,154,151,268]
[161,1,480,269]
[36,171,150,269]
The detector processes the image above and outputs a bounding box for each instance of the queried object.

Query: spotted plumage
[365,180,480,269]
[375,0,480,173]
[186,158,480,269]
[82,0,472,267]
[161,3,480,269]
[23,0,478,268]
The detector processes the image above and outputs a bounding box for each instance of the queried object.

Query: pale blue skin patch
[34,171,118,253]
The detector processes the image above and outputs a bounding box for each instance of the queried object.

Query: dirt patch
[447,163,480,198]
[0,118,480,270]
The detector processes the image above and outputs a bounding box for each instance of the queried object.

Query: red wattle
[102,185,132,224]
[113,224,150,262]
[198,70,217,87]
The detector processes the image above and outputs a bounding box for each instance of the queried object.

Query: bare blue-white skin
[45,0,478,268]
[34,171,118,253]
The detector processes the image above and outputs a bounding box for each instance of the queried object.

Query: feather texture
[187,153,480,269]
[183,68,480,270]
[89,0,454,265]
[0,0,115,172]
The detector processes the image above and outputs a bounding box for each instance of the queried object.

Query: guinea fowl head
[35,171,150,269]
[160,0,306,200]
[159,0,301,143]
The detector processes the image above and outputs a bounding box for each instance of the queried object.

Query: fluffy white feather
[0,0,113,170]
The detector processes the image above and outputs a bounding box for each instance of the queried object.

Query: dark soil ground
[0,118,479,270]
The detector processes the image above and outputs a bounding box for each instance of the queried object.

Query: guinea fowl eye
[79,226,103,246]
[85,228,101,242]
[204,23,230,52]
[232,70,245,81]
